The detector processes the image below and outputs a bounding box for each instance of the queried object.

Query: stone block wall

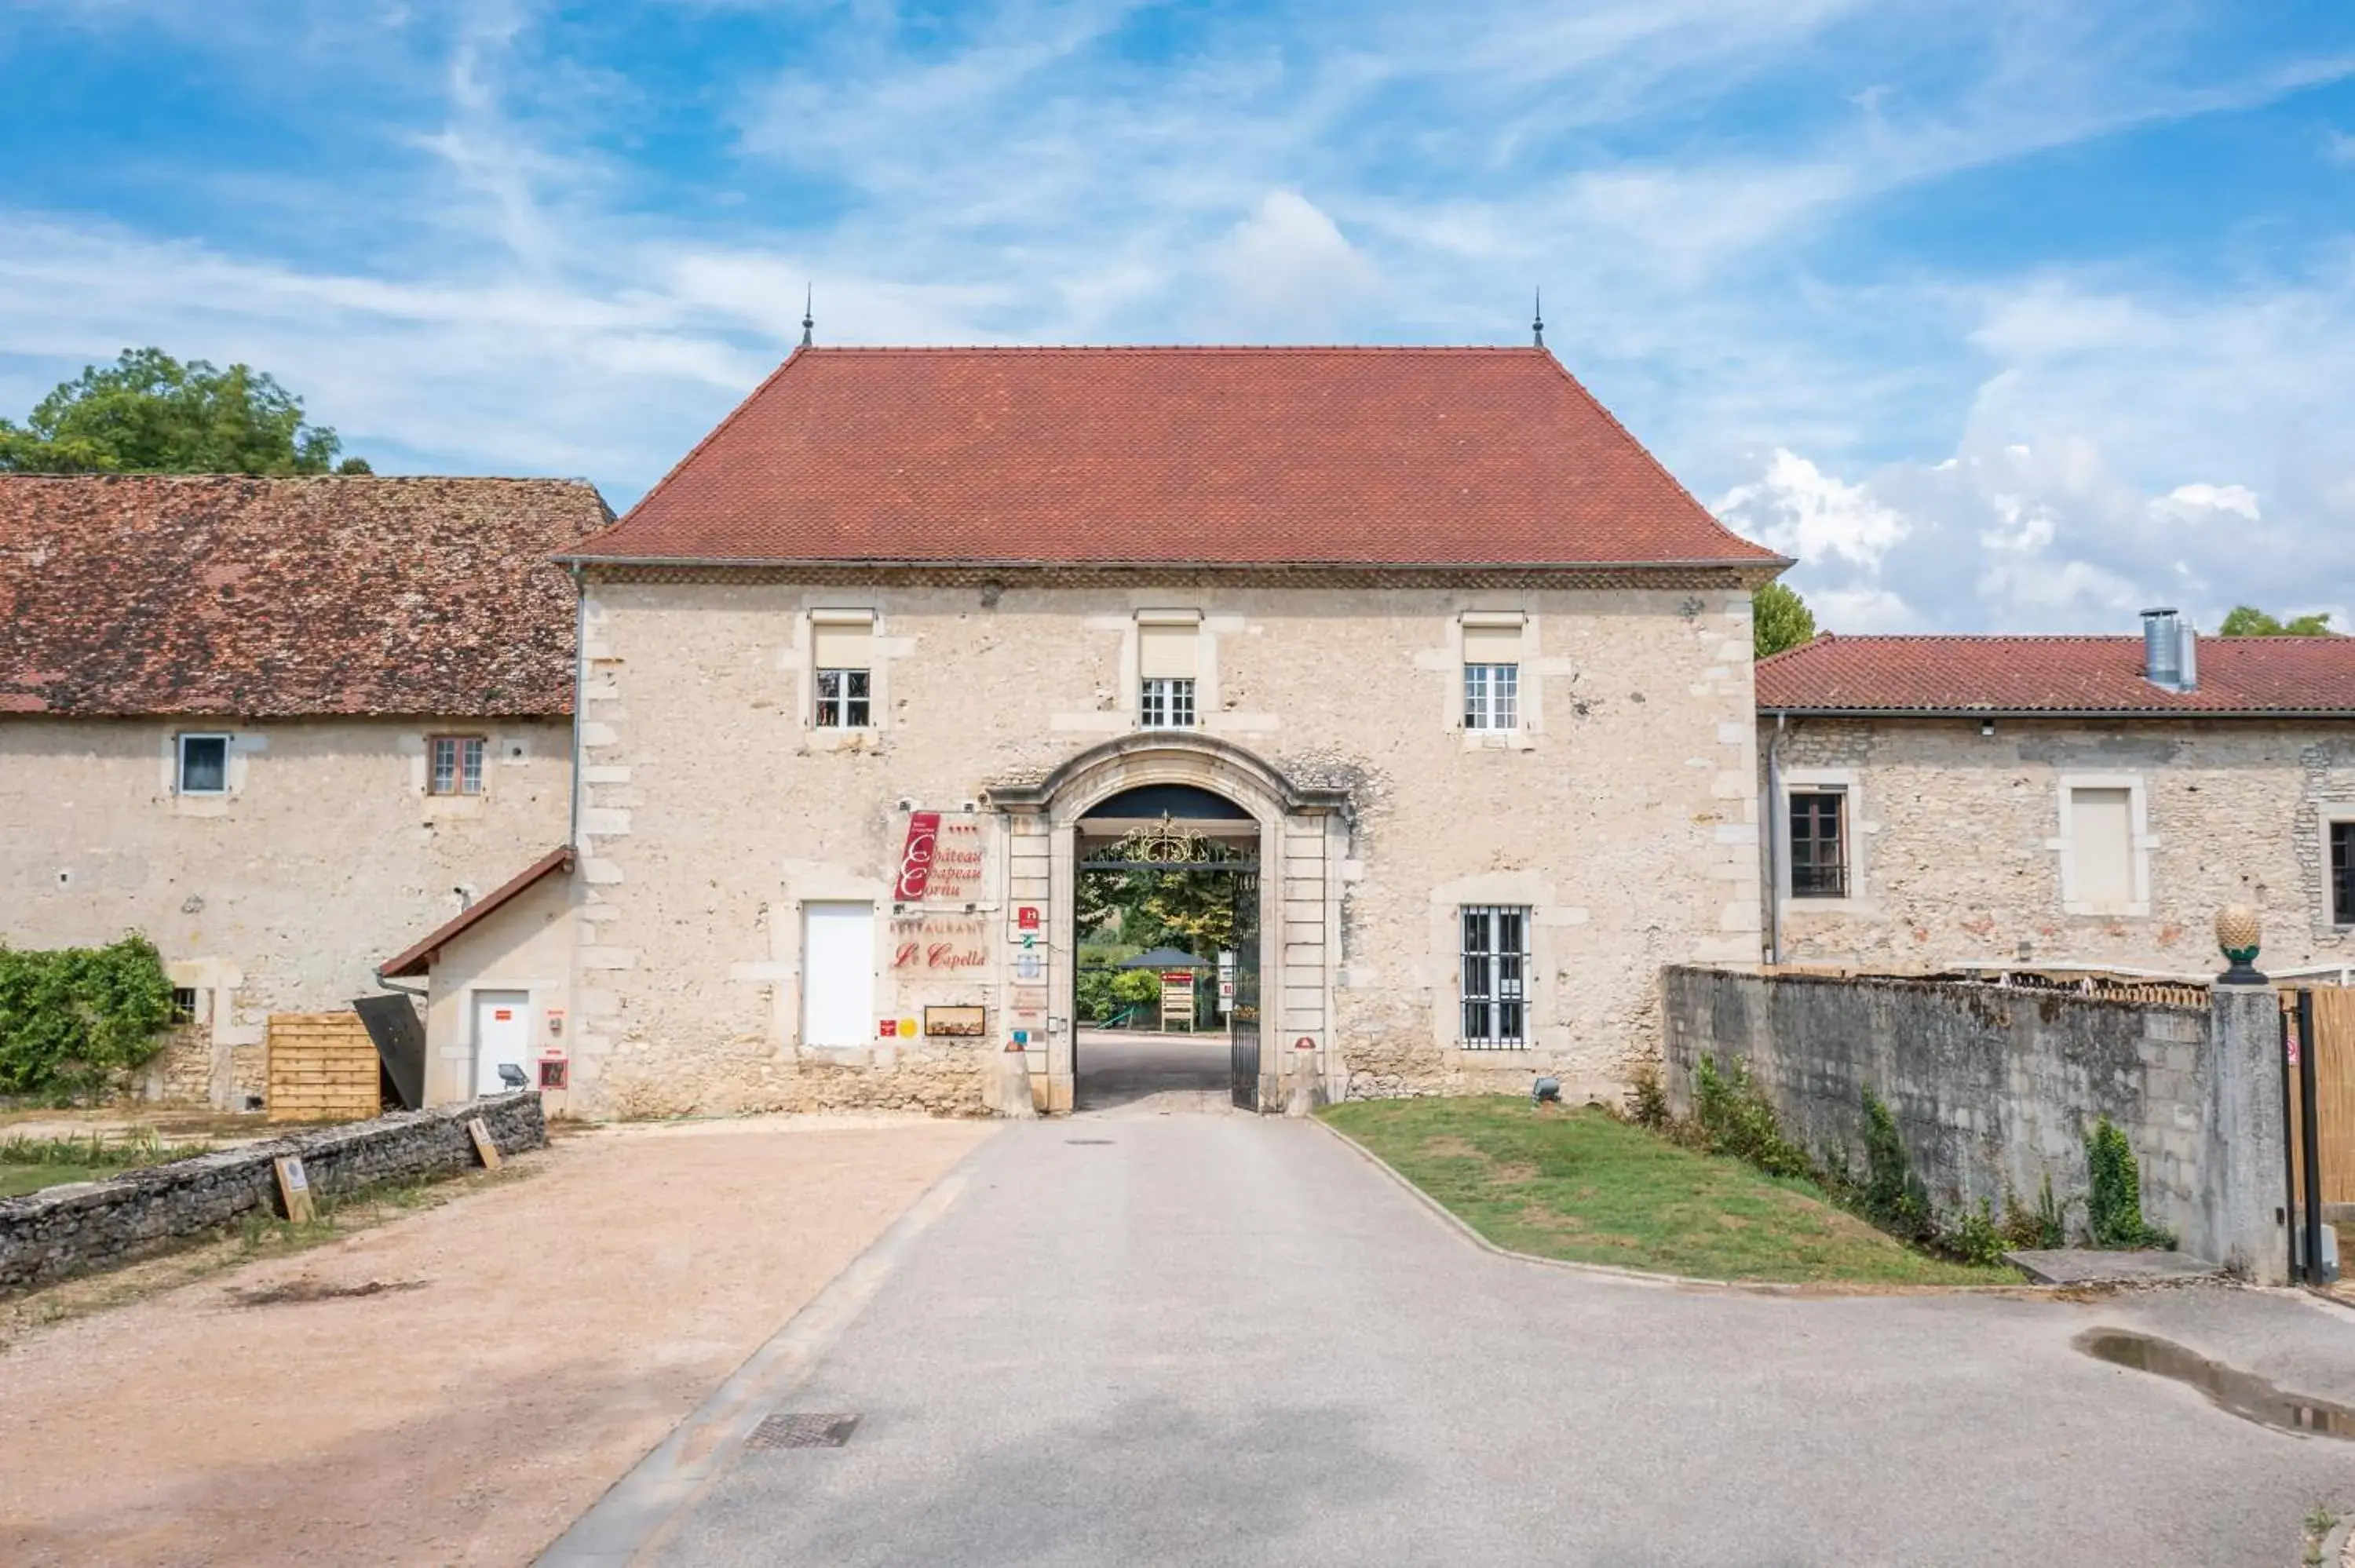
[569,573,1764,1117]
[0,1092,546,1292]
[1663,965,2212,1242]
[1762,716,2355,975]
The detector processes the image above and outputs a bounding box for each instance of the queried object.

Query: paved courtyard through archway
[1072,1027,1234,1115]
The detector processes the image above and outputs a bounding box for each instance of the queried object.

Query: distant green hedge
[0,936,175,1096]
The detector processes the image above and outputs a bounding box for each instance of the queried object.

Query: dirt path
[0,1115,995,1567]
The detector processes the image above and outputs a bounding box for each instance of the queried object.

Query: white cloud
[0,0,2348,573]
[1720,431,2350,636]
[1201,191,1378,333]
[2157,482,2261,522]
[1714,449,1908,570]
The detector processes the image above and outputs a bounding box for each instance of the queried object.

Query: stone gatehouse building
[1757,614,2355,979]
[485,346,1786,1118]
[0,475,606,1106]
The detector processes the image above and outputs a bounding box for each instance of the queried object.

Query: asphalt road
[557,1113,2355,1567]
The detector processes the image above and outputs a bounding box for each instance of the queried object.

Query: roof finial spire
[801,285,814,349]
[1532,287,1545,349]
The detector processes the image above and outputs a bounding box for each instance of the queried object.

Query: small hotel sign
[894,811,986,905]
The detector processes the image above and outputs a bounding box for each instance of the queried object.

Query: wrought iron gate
[1229,869,1261,1110]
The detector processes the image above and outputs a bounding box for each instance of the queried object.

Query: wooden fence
[265,1012,384,1124]
[2286,988,2355,1208]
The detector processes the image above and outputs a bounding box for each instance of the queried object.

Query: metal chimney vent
[2142,608,2184,691]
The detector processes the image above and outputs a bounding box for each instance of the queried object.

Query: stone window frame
[1451,611,1537,752]
[801,606,885,748]
[175,731,232,796]
[1774,767,1871,916]
[1130,608,1210,732]
[1426,869,1563,1056]
[2049,771,2155,918]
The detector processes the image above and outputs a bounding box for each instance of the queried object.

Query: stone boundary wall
[1662,966,2213,1244]
[0,1092,546,1293]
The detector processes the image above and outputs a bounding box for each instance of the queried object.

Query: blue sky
[2,0,2351,633]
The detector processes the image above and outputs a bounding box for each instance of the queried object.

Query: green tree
[2218,605,2334,636]
[0,347,369,475]
[1754,581,1818,659]
[1077,865,1235,957]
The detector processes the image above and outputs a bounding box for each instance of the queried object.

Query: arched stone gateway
[985,735,1351,1114]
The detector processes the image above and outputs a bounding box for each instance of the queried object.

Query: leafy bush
[2084,1118,2173,1249]
[1947,1200,2009,1267]
[2000,1174,2068,1249]
[1075,964,1161,1023]
[1691,1056,1812,1177]
[1857,1088,1933,1242]
[1625,1066,1671,1129]
[0,936,175,1096]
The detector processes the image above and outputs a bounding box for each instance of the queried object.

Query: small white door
[802,903,877,1047]
[473,990,531,1096]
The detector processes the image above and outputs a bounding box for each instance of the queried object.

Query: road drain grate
[1065,1138,1115,1145]
[746,1413,860,1449]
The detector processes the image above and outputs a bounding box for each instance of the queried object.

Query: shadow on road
[1073,1029,1232,1113]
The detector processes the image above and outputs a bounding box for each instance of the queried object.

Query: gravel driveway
[0,1114,994,1567]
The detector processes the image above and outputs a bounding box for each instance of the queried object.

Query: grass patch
[1322,1096,2018,1286]
[0,1129,216,1198]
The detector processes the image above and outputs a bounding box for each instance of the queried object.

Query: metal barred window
[1788,791,1847,898]
[816,669,871,727]
[1460,905,1528,1046]
[1140,676,1196,729]
[1463,663,1518,731]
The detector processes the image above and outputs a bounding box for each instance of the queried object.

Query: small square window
[816,669,872,727]
[1141,676,1196,729]
[170,987,203,1024]
[177,734,228,795]
[1464,664,1519,731]
[429,735,487,796]
[1788,791,1847,899]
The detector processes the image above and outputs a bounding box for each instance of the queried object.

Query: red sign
[894,811,943,901]
[1017,906,1041,932]
[1162,972,1196,986]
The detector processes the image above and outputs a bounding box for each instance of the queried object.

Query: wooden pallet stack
[265,1012,383,1123]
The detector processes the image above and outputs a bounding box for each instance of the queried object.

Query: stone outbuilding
[0,475,608,1107]
[1756,611,2355,978]
[539,345,1785,1117]
[378,845,579,1110]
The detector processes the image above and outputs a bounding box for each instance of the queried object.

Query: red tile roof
[380,845,573,978]
[0,476,611,717]
[571,347,1781,569]
[1758,633,2355,716]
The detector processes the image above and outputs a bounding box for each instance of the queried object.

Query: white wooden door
[802,903,876,1047]
[472,989,531,1096]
